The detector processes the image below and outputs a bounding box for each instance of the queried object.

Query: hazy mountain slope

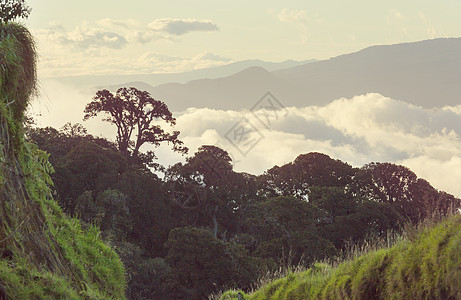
[52,59,315,91]
[145,38,461,111]
[151,66,302,110]
[274,38,461,108]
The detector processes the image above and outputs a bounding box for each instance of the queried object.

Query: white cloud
[39,24,127,50]
[147,18,218,35]
[96,18,138,30]
[277,8,309,43]
[36,50,231,77]
[172,94,461,196]
[386,9,404,24]
[278,8,308,23]
[193,51,231,62]
[31,87,461,197]
[418,12,436,38]
[34,18,226,76]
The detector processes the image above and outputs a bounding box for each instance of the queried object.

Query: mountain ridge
[141,37,461,111]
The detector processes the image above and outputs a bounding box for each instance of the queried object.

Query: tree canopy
[26,123,461,299]
[83,87,187,165]
[0,0,30,23]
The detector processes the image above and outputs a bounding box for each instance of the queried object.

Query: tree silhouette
[84,87,187,164]
[0,0,30,23]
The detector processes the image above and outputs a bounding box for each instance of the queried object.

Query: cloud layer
[168,93,461,196]
[31,87,461,197]
[148,18,218,35]
[34,18,223,76]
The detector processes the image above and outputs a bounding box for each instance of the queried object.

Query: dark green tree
[164,227,264,299]
[350,162,460,222]
[243,196,335,265]
[0,0,30,23]
[308,186,403,248]
[83,87,187,164]
[258,152,356,199]
[166,145,256,238]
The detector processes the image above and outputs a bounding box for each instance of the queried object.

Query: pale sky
[25,0,461,77]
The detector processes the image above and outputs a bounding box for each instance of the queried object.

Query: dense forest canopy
[26,117,461,299]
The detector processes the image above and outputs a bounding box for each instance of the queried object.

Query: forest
[26,116,460,299]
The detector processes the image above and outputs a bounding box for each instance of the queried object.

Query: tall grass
[1,22,127,299]
[0,22,36,121]
[219,212,461,299]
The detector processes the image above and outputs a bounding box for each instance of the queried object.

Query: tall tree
[84,87,187,164]
[258,152,356,199]
[166,145,256,238]
[0,0,30,23]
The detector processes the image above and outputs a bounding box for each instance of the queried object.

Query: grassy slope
[221,215,461,299]
[0,23,126,298]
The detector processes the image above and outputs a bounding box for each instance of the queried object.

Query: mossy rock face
[0,23,126,299]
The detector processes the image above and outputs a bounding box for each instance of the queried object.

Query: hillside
[134,38,461,111]
[221,215,461,299]
[0,23,126,298]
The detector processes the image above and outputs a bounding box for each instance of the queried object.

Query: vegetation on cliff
[0,22,126,299]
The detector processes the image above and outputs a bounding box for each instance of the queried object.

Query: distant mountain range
[52,59,315,91]
[55,38,461,111]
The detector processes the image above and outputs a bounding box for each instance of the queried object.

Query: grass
[219,214,461,299]
[1,22,126,298]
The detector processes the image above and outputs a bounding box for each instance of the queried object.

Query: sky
[25,0,461,77]
[23,1,461,197]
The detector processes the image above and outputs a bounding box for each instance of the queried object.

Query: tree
[83,87,187,164]
[164,227,264,299]
[165,145,256,238]
[243,196,335,265]
[0,0,30,23]
[349,162,460,222]
[258,152,356,199]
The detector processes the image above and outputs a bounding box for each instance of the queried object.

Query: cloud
[147,18,218,35]
[386,9,404,24]
[170,94,461,196]
[277,8,309,43]
[96,18,138,30]
[39,24,128,49]
[32,87,461,197]
[278,8,308,23]
[193,51,231,62]
[37,17,219,51]
[418,12,436,38]
[36,49,231,77]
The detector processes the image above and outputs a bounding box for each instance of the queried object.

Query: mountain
[274,38,461,108]
[51,59,315,91]
[138,38,461,111]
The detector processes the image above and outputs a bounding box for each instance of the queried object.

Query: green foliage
[220,215,461,299]
[0,22,36,121]
[244,196,335,265]
[165,227,266,300]
[83,87,187,162]
[258,152,356,199]
[0,0,30,23]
